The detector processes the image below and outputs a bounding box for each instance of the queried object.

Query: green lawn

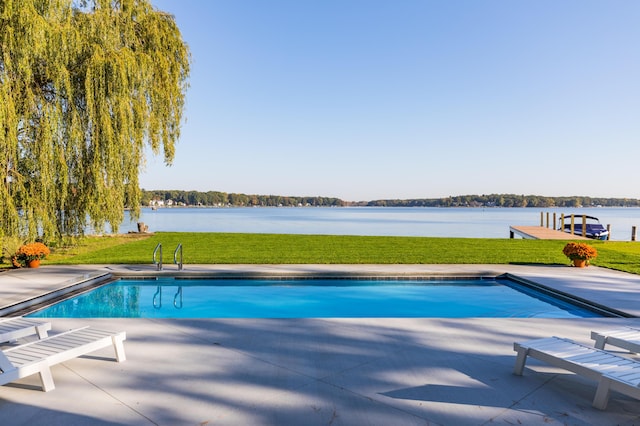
[21,232,640,275]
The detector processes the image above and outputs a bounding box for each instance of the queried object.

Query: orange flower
[562,242,597,261]
[16,242,50,263]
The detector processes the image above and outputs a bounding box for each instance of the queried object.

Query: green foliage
[0,0,190,241]
[141,189,345,207]
[366,194,640,208]
[1,235,25,264]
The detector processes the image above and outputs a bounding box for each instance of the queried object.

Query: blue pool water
[27,278,602,318]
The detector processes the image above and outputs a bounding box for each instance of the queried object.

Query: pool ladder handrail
[174,243,183,271]
[153,243,163,271]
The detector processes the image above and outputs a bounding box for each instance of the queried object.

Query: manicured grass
[21,232,640,275]
[594,242,640,274]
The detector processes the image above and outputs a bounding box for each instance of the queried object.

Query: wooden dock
[509,226,589,240]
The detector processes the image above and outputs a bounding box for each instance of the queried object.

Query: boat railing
[558,214,588,238]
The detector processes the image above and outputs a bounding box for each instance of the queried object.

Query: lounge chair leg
[593,376,612,410]
[513,345,528,375]
[39,367,55,392]
[35,324,49,339]
[112,335,126,362]
[592,333,607,350]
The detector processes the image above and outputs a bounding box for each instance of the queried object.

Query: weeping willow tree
[0,0,190,242]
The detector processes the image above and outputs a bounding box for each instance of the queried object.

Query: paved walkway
[1,264,640,425]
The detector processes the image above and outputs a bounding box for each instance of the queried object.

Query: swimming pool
[26,277,605,318]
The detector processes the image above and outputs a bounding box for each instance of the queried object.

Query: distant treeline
[141,190,344,207]
[141,191,640,208]
[365,194,640,208]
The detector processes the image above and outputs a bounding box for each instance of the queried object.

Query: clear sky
[143,0,639,202]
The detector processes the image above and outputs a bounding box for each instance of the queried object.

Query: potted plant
[16,242,51,268]
[562,242,597,267]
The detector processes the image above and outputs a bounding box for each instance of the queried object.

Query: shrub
[2,236,27,268]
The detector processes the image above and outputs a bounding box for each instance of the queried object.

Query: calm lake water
[116,207,640,241]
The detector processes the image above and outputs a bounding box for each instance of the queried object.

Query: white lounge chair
[514,336,640,410]
[0,326,126,391]
[591,327,640,353]
[0,317,51,343]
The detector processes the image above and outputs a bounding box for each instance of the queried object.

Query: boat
[559,215,609,240]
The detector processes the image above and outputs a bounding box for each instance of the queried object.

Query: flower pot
[27,259,41,268]
[572,259,587,268]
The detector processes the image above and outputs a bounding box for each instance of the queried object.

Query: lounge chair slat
[564,349,610,360]
[608,371,640,384]
[609,331,640,339]
[37,337,93,350]
[591,363,638,375]
[7,347,72,365]
[529,338,576,350]
[569,352,628,364]
[10,334,119,360]
[5,351,48,365]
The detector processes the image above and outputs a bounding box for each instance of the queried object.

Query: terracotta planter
[572,259,587,268]
[27,259,41,268]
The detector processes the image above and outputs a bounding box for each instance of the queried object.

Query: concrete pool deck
[0,264,639,425]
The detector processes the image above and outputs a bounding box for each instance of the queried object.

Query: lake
[115,207,640,241]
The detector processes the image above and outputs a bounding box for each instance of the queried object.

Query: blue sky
[143,0,639,202]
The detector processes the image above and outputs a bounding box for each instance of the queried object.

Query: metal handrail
[174,243,183,271]
[153,243,163,271]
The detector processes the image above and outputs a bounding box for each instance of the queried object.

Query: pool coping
[2,264,637,318]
